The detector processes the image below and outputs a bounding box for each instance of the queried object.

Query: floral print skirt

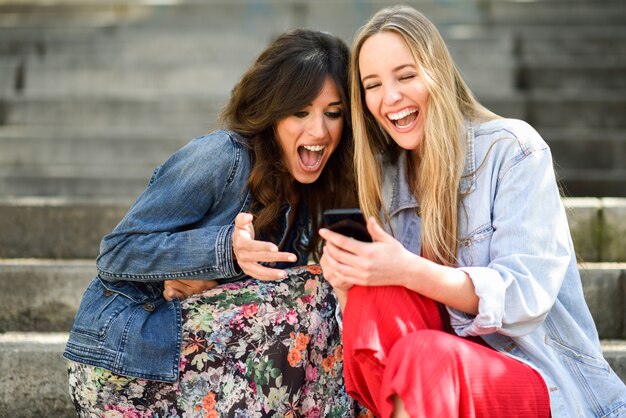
[67,265,368,417]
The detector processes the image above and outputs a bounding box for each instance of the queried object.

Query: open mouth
[298,144,325,170]
[387,107,418,129]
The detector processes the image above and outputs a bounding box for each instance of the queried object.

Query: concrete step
[0,197,624,260]
[0,1,486,31]
[0,125,192,166]
[0,260,94,333]
[0,332,74,418]
[0,170,156,197]
[556,170,626,199]
[0,95,225,127]
[0,331,622,418]
[0,197,130,259]
[539,129,626,172]
[580,263,626,340]
[566,198,626,263]
[0,259,623,336]
[522,61,626,92]
[516,26,626,59]
[0,26,516,98]
[489,1,626,26]
[528,92,626,130]
[0,35,515,98]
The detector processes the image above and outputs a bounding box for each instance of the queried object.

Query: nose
[308,113,327,139]
[384,83,402,105]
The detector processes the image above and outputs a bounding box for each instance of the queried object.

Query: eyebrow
[361,63,415,83]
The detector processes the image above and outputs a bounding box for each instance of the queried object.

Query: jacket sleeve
[448,129,574,338]
[96,131,250,282]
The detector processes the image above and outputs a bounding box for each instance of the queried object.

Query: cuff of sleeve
[334,303,343,332]
[216,224,243,279]
[447,266,505,337]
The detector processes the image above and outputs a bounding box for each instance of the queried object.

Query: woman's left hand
[163,279,218,301]
[319,217,416,288]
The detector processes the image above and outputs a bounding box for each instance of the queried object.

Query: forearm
[401,254,479,315]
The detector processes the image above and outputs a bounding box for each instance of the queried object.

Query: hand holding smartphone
[322,208,372,242]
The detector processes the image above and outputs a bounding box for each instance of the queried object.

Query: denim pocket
[459,223,494,266]
[545,334,610,373]
[70,277,146,339]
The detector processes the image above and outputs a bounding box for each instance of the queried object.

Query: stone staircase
[0,0,624,416]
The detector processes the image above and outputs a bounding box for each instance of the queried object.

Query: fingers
[324,240,362,270]
[163,279,218,301]
[237,248,297,264]
[163,281,187,301]
[240,262,289,281]
[323,242,367,284]
[318,227,367,254]
[232,211,297,281]
[320,251,354,291]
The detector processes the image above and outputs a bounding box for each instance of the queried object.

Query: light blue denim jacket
[382,119,626,418]
[63,130,311,382]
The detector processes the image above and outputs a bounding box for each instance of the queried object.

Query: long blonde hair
[351,5,498,266]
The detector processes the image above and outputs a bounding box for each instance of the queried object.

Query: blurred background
[0,0,624,198]
[0,1,624,416]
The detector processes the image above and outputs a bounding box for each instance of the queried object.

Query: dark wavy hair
[221,28,357,259]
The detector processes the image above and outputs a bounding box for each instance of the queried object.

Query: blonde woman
[320,5,626,418]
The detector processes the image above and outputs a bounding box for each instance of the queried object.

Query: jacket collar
[383,121,476,218]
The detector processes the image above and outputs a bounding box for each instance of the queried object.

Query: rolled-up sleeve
[448,136,573,338]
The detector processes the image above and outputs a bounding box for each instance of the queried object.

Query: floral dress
[67,265,370,418]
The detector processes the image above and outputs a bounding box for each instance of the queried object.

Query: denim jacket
[382,119,626,418]
[63,130,311,382]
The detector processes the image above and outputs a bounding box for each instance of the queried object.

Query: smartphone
[322,208,372,242]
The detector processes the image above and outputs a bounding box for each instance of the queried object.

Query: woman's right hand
[232,212,297,281]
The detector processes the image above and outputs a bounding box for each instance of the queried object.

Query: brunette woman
[65,28,362,417]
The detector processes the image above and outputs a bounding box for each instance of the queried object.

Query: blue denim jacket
[63,130,311,382]
[382,119,626,418]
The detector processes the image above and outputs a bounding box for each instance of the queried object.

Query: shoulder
[473,118,548,158]
[466,118,554,190]
[169,130,252,169]
[186,130,251,154]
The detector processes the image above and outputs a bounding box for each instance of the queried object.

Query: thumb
[235,212,255,236]
[367,217,394,243]
[235,212,254,228]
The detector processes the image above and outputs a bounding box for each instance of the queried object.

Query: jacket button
[143,302,155,312]
[103,289,113,297]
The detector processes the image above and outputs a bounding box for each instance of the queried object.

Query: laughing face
[275,77,344,184]
[359,31,429,151]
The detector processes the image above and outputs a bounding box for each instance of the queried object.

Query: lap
[68,266,361,417]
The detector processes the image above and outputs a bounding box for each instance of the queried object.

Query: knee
[387,330,460,371]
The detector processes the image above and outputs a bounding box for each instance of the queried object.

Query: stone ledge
[0,332,623,418]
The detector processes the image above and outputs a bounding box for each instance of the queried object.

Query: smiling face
[359,31,430,151]
[275,77,344,184]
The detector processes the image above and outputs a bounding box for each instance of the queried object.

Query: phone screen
[322,208,372,242]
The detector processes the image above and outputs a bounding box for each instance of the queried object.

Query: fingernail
[278,271,286,279]
[289,255,297,262]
